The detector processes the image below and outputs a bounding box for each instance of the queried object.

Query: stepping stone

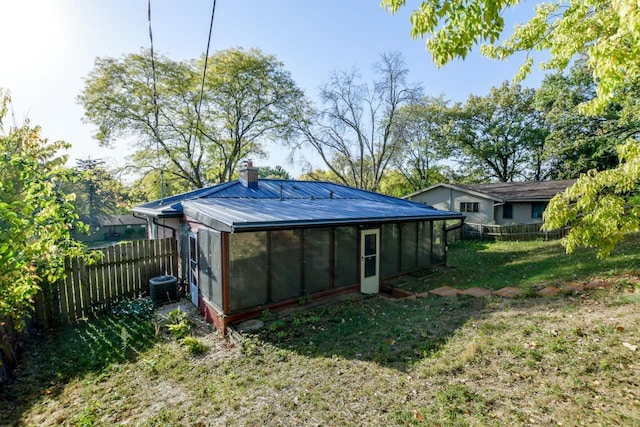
[561,283,584,294]
[416,291,430,298]
[584,280,611,290]
[537,286,560,297]
[460,287,492,297]
[429,286,462,297]
[392,288,414,299]
[493,287,524,298]
[402,295,417,301]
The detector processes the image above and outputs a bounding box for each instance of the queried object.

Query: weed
[112,296,156,319]
[165,309,192,339]
[181,336,209,355]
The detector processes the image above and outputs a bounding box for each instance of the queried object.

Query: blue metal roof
[133,179,463,232]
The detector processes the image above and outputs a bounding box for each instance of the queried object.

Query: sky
[0,0,545,178]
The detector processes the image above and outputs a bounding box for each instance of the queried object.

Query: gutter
[152,217,177,240]
[133,211,177,240]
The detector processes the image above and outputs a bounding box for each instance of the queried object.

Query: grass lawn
[2,238,639,426]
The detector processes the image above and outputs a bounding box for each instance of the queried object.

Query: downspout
[132,212,177,240]
[152,217,177,240]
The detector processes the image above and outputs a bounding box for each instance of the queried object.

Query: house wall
[409,188,495,224]
[194,220,448,319]
[494,203,545,225]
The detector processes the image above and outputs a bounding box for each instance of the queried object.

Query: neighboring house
[98,214,148,240]
[405,180,577,225]
[133,162,463,332]
[74,214,148,242]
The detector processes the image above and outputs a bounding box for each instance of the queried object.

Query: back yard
[2,238,640,426]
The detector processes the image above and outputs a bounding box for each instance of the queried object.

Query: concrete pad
[429,286,462,297]
[460,287,492,297]
[537,286,560,297]
[561,283,584,294]
[493,287,524,298]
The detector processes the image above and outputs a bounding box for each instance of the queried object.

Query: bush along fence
[463,222,570,241]
[32,238,178,329]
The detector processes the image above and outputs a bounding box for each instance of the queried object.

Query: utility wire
[190,0,217,174]
[147,0,164,202]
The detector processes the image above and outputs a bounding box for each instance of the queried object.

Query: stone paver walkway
[387,273,639,301]
[390,282,589,300]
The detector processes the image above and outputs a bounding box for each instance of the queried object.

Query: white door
[188,233,199,306]
[360,229,380,294]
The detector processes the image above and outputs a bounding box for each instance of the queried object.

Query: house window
[503,203,513,219]
[460,202,479,213]
[531,202,548,219]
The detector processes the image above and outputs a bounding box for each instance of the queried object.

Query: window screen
[381,223,399,278]
[417,221,432,268]
[270,230,302,301]
[334,227,357,288]
[303,228,331,294]
[197,228,222,309]
[400,222,418,272]
[228,232,268,312]
[432,221,445,263]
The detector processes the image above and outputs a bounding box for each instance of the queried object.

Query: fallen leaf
[413,409,424,421]
[616,325,625,332]
[622,342,637,351]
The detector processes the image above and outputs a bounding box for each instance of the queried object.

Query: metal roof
[133,179,463,232]
[460,180,577,202]
[405,179,577,203]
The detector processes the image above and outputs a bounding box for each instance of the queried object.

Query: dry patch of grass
[2,240,640,425]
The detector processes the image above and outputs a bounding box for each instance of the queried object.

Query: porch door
[188,233,199,306]
[360,229,380,294]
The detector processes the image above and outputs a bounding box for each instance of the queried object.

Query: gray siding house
[405,180,577,225]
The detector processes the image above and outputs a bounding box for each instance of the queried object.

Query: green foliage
[79,48,307,195]
[111,296,157,320]
[165,309,192,339]
[534,58,638,179]
[258,165,291,179]
[382,0,640,254]
[382,0,640,116]
[0,90,89,329]
[451,81,549,182]
[543,141,640,258]
[181,336,208,355]
[390,95,453,191]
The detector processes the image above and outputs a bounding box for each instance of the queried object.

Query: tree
[0,90,88,330]
[382,0,640,254]
[381,0,639,115]
[67,159,128,239]
[79,48,306,190]
[258,165,291,180]
[294,52,422,191]
[391,95,452,191]
[535,59,639,179]
[543,141,640,258]
[450,81,549,182]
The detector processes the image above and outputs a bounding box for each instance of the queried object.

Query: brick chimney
[239,160,259,189]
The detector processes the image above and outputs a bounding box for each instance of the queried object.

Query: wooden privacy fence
[33,238,178,328]
[463,222,570,241]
